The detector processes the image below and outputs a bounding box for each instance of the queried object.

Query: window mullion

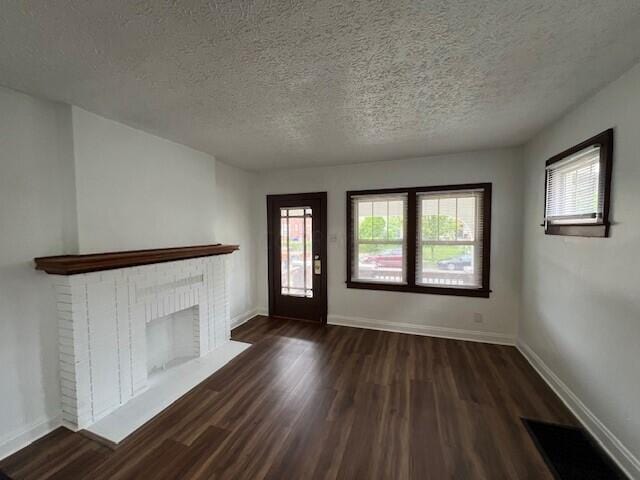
[420,240,476,246]
[357,240,405,245]
[406,190,417,287]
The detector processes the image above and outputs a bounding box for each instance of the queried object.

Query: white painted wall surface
[72,107,218,253]
[255,149,523,342]
[0,86,78,456]
[520,61,640,477]
[214,161,258,324]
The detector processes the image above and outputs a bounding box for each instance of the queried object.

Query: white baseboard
[230,307,265,329]
[0,415,61,461]
[328,314,515,345]
[517,341,640,479]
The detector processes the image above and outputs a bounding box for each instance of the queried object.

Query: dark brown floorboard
[0,315,577,479]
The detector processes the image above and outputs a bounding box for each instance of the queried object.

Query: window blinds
[351,193,408,284]
[545,145,603,225]
[416,189,484,288]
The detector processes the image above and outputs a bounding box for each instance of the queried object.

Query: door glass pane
[280,217,288,287]
[305,216,313,294]
[280,207,313,298]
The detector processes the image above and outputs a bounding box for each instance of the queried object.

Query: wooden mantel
[35,243,239,275]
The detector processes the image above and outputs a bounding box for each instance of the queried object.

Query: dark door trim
[267,192,328,323]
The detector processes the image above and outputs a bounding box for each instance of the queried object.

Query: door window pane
[280,207,313,297]
[305,216,313,294]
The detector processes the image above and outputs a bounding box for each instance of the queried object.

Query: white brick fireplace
[51,254,236,433]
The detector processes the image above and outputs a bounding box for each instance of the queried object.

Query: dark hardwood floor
[1,315,576,479]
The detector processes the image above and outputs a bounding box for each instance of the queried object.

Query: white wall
[0,87,78,456]
[520,61,640,477]
[72,107,218,253]
[214,161,258,323]
[255,149,523,342]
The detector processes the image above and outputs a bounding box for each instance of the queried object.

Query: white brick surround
[52,255,231,431]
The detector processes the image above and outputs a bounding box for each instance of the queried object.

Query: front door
[267,192,327,323]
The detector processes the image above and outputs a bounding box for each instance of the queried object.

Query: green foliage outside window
[358,215,467,262]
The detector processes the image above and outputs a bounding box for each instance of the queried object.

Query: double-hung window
[417,188,486,289]
[544,129,613,237]
[347,183,491,297]
[351,193,408,284]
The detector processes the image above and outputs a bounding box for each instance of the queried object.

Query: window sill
[346,281,490,298]
[544,223,609,238]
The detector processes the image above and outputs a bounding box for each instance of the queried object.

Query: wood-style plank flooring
[1,316,577,479]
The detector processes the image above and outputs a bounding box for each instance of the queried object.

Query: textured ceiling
[1,1,640,170]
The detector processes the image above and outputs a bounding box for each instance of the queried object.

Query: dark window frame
[346,183,492,298]
[543,129,613,238]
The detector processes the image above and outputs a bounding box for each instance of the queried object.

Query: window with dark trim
[544,129,613,238]
[346,183,491,298]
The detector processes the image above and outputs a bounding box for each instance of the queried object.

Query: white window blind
[417,189,484,288]
[351,193,407,284]
[545,145,603,225]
